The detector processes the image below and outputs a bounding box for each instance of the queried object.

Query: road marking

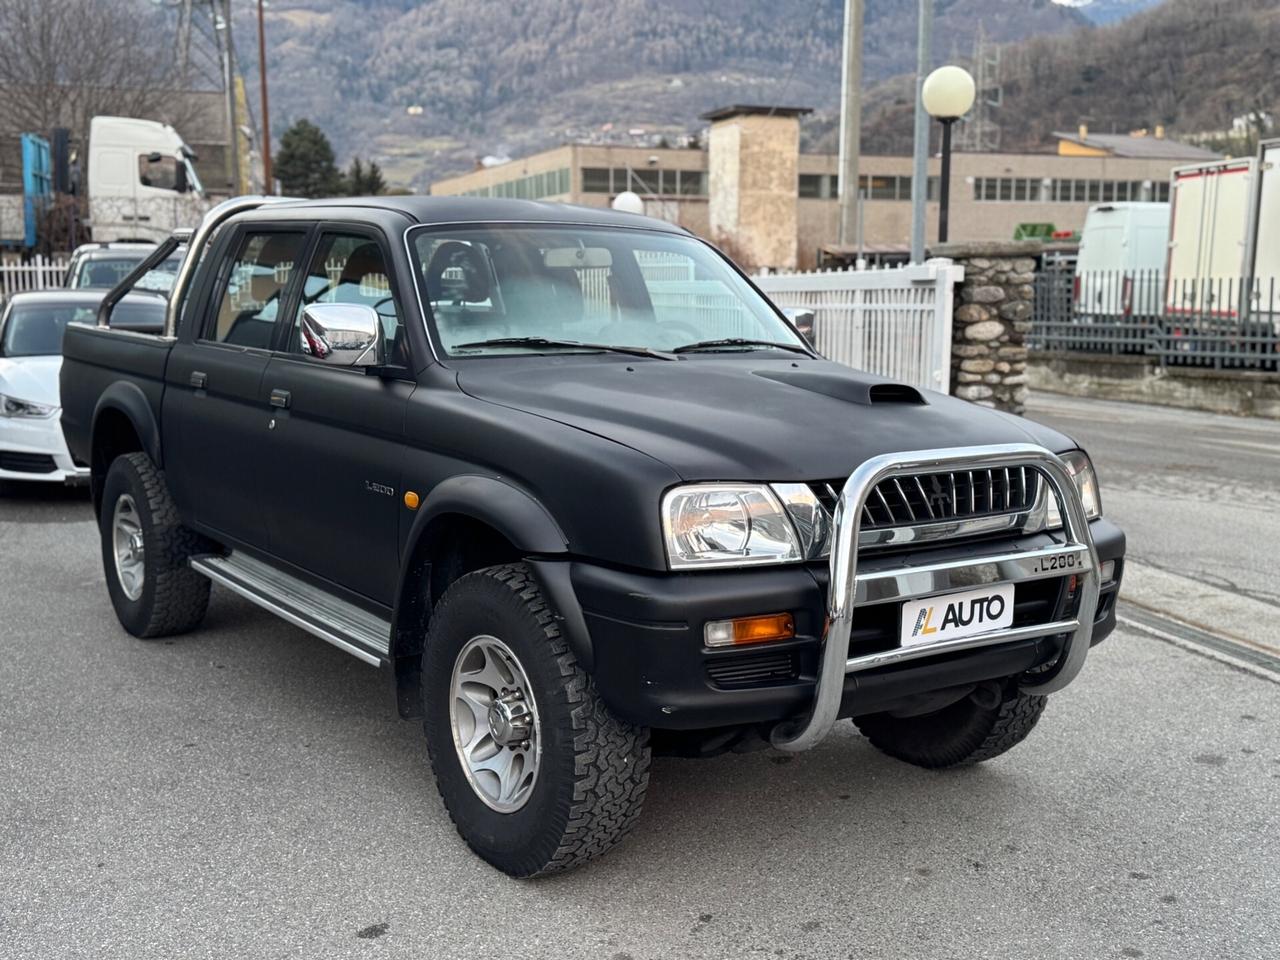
[1201,437,1280,458]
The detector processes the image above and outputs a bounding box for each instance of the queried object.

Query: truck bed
[59,323,172,470]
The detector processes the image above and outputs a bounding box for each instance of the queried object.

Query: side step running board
[191,553,391,666]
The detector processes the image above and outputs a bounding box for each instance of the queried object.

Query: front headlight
[662,484,802,569]
[0,393,57,419]
[1046,449,1102,527]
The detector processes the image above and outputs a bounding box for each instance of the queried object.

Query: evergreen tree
[345,157,387,196]
[274,119,343,198]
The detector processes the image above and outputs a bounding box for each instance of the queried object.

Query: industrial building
[431,107,1220,270]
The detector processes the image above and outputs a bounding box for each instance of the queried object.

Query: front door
[164,226,310,548]
[258,228,411,604]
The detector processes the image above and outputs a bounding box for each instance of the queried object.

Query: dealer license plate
[899,583,1015,648]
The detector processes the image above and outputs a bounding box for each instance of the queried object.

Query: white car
[0,290,163,487]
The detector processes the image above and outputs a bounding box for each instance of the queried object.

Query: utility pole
[837,0,864,250]
[909,0,933,263]
[257,0,272,190]
[219,0,240,193]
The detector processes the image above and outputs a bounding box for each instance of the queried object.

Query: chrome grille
[812,466,1041,529]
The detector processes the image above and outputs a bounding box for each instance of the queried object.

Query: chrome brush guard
[770,443,1100,753]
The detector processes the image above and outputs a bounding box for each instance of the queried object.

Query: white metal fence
[0,254,68,296]
[753,259,963,393]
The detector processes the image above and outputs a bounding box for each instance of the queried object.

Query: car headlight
[0,393,57,419]
[662,484,802,569]
[1045,450,1102,527]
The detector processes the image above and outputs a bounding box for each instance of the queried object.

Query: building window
[582,168,610,193]
[678,170,706,195]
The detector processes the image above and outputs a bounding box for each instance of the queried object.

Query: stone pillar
[703,105,811,272]
[933,240,1041,415]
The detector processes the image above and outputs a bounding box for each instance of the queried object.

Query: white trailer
[1165,157,1257,317]
[87,116,211,244]
[1248,138,1280,311]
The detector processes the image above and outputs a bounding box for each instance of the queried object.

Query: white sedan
[0,290,163,486]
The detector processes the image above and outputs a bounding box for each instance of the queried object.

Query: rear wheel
[853,684,1047,769]
[422,563,650,877]
[100,452,211,638]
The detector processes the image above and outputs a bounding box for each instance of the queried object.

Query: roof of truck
[263,196,689,233]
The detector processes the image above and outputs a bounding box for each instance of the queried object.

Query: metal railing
[1031,265,1280,371]
[753,259,962,393]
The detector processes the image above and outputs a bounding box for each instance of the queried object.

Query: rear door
[257,226,412,604]
[163,224,310,547]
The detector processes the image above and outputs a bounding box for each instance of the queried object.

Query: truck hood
[0,356,61,408]
[455,356,1075,481]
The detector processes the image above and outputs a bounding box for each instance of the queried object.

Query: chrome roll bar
[770,443,1100,753]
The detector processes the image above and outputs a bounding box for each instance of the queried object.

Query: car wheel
[422,562,650,877]
[852,683,1047,769]
[100,452,211,638]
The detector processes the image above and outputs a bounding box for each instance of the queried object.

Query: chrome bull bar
[770,443,1100,753]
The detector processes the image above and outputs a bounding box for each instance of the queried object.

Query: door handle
[269,388,291,409]
[190,371,207,389]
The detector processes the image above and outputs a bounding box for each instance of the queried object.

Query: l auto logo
[911,591,1008,638]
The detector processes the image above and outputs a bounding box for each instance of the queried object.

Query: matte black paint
[59,196,1125,731]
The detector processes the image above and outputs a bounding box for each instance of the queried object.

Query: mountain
[1052,0,1166,25]
[852,0,1279,156]
[234,0,1089,189]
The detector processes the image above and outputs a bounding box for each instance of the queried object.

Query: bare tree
[0,0,201,144]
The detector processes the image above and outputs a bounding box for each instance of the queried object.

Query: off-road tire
[853,687,1047,769]
[422,563,650,878]
[100,452,211,638]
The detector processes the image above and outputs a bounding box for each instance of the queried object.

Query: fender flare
[92,381,163,467]
[389,476,591,718]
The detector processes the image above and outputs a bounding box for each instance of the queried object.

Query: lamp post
[922,65,975,244]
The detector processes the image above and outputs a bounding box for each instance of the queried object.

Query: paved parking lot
[1,403,1278,959]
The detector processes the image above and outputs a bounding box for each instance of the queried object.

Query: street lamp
[922,65,976,244]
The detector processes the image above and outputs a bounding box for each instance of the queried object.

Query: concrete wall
[707,113,799,270]
[1029,354,1280,419]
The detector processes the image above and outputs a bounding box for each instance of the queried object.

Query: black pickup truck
[61,196,1124,877]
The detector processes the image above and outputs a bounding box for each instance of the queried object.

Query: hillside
[234,0,1088,188]
[850,0,1279,156]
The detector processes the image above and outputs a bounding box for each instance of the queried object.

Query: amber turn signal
[704,612,796,648]
[404,491,420,510]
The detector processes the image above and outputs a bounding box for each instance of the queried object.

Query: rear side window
[208,231,306,349]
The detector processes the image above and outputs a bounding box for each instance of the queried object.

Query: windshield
[0,299,164,357]
[410,225,803,357]
[75,251,185,293]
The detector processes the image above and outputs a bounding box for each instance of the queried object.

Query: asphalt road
[2,400,1278,960]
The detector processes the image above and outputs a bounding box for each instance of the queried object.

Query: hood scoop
[752,368,926,406]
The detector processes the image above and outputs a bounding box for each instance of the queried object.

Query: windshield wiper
[451,337,676,360]
[672,337,811,355]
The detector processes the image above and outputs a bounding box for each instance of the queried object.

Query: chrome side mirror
[299,303,385,368]
[782,307,816,346]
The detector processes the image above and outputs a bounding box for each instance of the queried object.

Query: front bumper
[0,415,90,484]
[551,453,1123,738]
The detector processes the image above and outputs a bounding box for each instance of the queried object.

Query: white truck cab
[87,117,210,244]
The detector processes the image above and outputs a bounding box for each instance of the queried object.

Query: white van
[1073,202,1169,319]
[87,116,211,244]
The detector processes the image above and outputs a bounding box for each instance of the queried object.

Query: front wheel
[422,563,650,877]
[853,684,1047,769]
[99,452,211,638]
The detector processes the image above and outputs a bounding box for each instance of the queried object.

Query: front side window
[209,231,306,348]
[412,225,804,357]
[288,233,401,360]
[139,154,180,191]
